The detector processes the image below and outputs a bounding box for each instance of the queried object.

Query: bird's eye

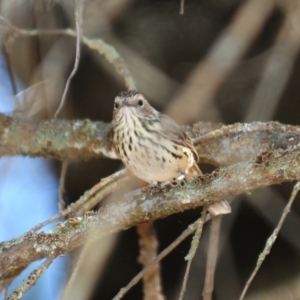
[138,99,144,107]
[114,102,120,110]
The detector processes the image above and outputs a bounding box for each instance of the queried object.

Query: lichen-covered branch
[0,113,116,160]
[192,121,300,165]
[1,113,300,166]
[1,147,300,274]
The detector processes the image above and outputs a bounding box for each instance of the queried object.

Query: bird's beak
[122,99,134,107]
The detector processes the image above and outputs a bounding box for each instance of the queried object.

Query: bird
[112,90,230,216]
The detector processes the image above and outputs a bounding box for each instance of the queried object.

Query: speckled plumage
[112,91,201,184]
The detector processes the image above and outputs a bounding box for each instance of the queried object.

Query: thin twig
[239,181,300,300]
[246,189,300,250]
[202,216,222,300]
[54,0,82,117]
[0,15,136,90]
[113,219,202,300]
[32,169,128,231]
[178,208,207,300]
[5,258,53,300]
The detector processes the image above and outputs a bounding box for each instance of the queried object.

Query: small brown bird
[112,90,230,215]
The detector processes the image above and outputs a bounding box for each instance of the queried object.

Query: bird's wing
[159,114,199,162]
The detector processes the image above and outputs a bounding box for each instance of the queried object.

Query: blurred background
[1,0,300,299]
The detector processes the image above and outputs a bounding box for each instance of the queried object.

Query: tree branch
[0,113,116,160]
[1,113,300,166]
[1,147,300,275]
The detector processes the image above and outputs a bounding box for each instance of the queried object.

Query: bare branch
[137,222,164,300]
[114,213,217,299]
[203,216,222,300]
[114,220,200,299]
